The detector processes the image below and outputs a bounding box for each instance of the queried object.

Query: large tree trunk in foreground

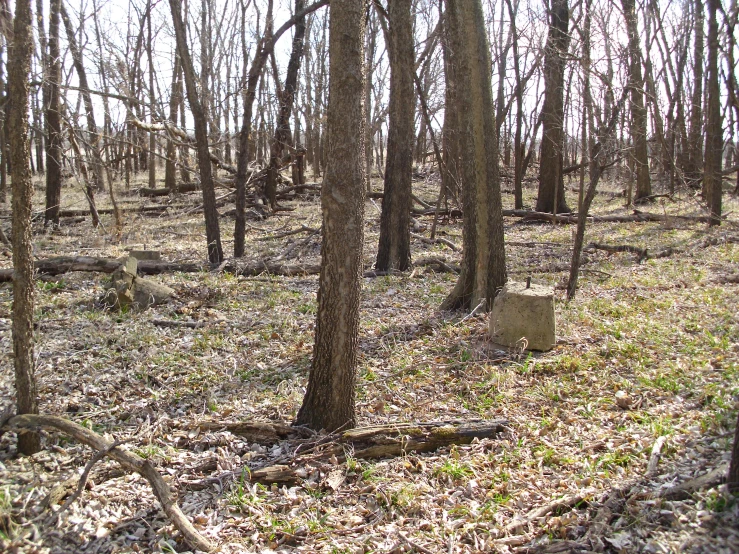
[375,0,413,272]
[169,0,224,263]
[295,0,366,432]
[9,0,40,455]
[535,0,570,214]
[440,0,507,312]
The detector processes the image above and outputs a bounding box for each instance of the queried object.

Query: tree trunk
[44,0,63,226]
[9,0,40,455]
[295,0,366,432]
[440,0,507,312]
[704,0,721,225]
[687,0,704,186]
[169,0,224,264]
[621,0,651,202]
[265,0,307,210]
[375,0,413,272]
[536,0,571,214]
[440,0,460,207]
[165,53,182,191]
[60,2,105,195]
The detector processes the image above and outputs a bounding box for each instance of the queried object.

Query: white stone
[489,281,556,351]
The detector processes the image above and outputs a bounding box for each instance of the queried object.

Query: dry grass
[1,168,738,553]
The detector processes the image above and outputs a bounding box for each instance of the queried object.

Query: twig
[411,232,460,252]
[399,532,435,554]
[646,436,667,477]
[151,319,206,329]
[54,440,123,523]
[6,414,214,552]
[460,298,487,323]
[259,225,320,241]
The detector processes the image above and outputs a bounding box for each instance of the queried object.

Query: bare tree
[536,0,571,214]
[169,0,224,263]
[9,0,40,455]
[704,0,722,225]
[375,0,413,273]
[296,0,366,432]
[621,0,651,202]
[440,0,507,312]
[44,0,63,226]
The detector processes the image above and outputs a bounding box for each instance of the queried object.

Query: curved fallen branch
[5,414,214,552]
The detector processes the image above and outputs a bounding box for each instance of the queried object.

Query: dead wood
[259,225,320,241]
[646,436,667,477]
[138,183,201,196]
[655,463,728,500]
[411,232,460,252]
[219,259,321,277]
[413,256,461,274]
[585,233,739,264]
[247,419,508,485]
[196,420,314,443]
[5,414,213,552]
[0,256,203,282]
[502,491,592,535]
[151,319,207,329]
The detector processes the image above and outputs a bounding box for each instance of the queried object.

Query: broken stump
[101,256,174,311]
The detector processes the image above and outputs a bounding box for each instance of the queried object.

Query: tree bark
[295,0,366,432]
[439,0,507,312]
[9,0,40,455]
[169,0,224,263]
[536,0,571,214]
[265,0,307,209]
[686,0,704,186]
[704,0,721,225]
[375,0,413,272]
[44,0,63,226]
[621,0,651,202]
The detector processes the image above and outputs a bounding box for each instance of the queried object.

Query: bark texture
[169,0,224,263]
[536,0,571,214]
[44,0,62,226]
[9,0,40,455]
[439,0,507,312]
[295,0,366,432]
[621,0,651,201]
[375,0,413,272]
[704,0,722,225]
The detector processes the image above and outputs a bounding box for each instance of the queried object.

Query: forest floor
[1,168,739,554]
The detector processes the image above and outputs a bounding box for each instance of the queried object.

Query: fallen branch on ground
[585,233,739,263]
[411,233,460,252]
[247,419,509,485]
[5,414,213,552]
[0,256,203,282]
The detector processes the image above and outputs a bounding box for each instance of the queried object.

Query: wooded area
[1,0,739,552]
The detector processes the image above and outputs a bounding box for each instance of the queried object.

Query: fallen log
[219,259,321,277]
[138,183,201,196]
[247,419,508,485]
[585,233,739,263]
[0,256,203,282]
[5,414,213,552]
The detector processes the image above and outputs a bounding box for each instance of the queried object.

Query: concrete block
[489,281,555,351]
[127,249,161,261]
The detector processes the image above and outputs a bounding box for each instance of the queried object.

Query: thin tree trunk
[375,0,413,272]
[44,0,63,226]
[169,0,224,263]
[9,0,41,455]
[704,0,721,225]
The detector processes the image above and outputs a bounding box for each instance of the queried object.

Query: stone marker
[489,280,555,351]
[126,249,161,261]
